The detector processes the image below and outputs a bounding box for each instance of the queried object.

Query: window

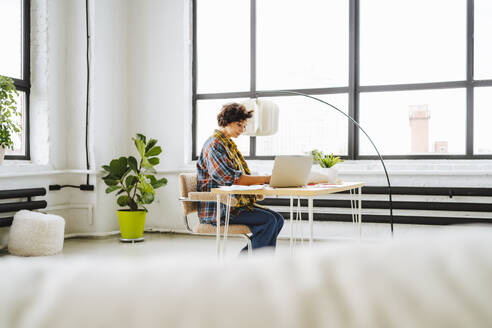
[193,0,492,160]
[474,87,492,154]
[474,0,492,80]
[0,0,30,159]
[255,95,348,156]
[195,98,250,156]
[256,0,348,90]
[360,0,466,85]
[359,89,466,156]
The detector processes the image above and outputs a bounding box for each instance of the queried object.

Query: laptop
[269,155,313,188]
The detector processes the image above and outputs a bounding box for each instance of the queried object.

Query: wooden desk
[212,182,364,256]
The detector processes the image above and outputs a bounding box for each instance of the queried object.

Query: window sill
[0,161,51,175]
[0,162,97,179]
[246,159,492,176]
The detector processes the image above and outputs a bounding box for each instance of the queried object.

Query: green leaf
[117,195,129,207]
[102,165,111,172]
[105,185,120,193]
[141,158,153,170]
[109,157,128,178]
[146,184,155,194]
[144,166,157,174]
[145,146,162,157]
[310,150,343,168]
[0,76,21,148]
[128,156,138,172]
[125,175,138,191]
[102,173,119,181]
[136,133,146,144]
[137,176,155,194]
[146,175,157,185]
[103,178,119,186]
[154,177,168,189]
[148,157,159,165]
[120,168,131,180]
[141,192,154,204]
[134,138,145,157]
[145,139,158,152]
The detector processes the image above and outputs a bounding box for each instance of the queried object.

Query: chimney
[434,141,448,153]
[409,105,430,153]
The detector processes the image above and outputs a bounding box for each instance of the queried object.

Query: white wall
[126,0,192,231]
[0,0,132,246]
[91,0,131,234]
[1,0,492,248]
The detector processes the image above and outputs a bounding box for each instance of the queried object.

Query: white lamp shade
[241,99,279,136]
[242,99,258,135]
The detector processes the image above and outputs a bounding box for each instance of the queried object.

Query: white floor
[0,232,293,260]
[0,221,445,260]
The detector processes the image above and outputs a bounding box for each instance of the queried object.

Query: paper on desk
[218,184,265,191]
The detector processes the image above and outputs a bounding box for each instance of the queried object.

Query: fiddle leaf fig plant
[311,149,344,168]
[0,75,21,150]
[102,134,167,211]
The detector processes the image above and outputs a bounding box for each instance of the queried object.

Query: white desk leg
[290,197,293,255]
[308,196,313,247]
[216,195,221,259]
[297,198,303,246]
[358,187,362,240]
[350,189,355,233]
[223,194,232,257]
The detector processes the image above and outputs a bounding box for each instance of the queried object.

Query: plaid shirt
[196,132,244,223]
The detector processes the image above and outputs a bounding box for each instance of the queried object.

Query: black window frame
[4,0,30,161]
[192,0,492,161]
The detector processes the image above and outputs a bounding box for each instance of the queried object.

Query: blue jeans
[230,206,284,252]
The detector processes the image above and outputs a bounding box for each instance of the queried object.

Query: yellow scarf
[214,130,256,210]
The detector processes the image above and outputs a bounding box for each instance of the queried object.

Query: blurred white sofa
[1,226,491,328]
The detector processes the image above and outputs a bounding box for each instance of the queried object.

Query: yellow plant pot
[117,210,146,241]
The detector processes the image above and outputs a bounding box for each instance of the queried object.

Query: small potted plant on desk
[102,134,168,242]
[0,76,21,164]
[311,149,344,184]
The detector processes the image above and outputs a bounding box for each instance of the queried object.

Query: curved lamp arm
[255,90,394,235]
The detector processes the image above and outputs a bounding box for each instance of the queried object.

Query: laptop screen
[269,155,312,188]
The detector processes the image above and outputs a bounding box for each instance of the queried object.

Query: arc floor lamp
[255,90,395,235]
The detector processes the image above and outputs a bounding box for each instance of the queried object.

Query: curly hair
[217,103,253,127]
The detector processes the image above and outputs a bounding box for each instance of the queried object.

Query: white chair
[179,173,258,256]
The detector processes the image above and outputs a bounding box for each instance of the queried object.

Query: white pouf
[8,210,65,256]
